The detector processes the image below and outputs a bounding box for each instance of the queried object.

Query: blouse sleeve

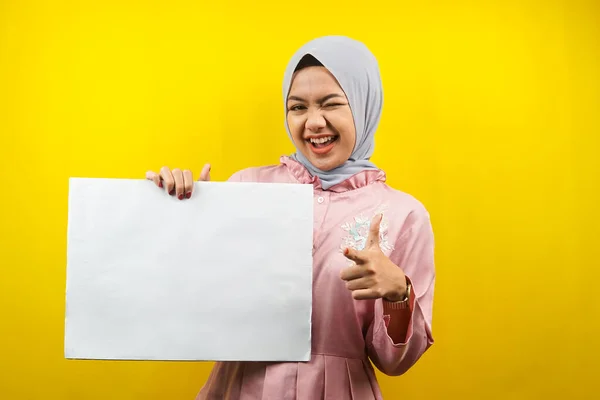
[226,170,245,182]
[366,207,436,376]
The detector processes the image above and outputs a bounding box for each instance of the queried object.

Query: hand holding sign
[145,163,211,200]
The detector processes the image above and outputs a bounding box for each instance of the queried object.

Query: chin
[296,143,348,172]
[308,157,344,172]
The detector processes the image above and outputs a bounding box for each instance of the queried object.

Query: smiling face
[286,66,356,172]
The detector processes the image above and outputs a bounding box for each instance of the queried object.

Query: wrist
[384,279,410,303]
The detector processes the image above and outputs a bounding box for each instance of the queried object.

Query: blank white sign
[64,178,313,362]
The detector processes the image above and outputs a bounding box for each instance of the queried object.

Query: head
[282,36,383,189]
[286,55,356,172]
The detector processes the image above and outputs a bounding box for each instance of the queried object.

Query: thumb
[367,213,383,248]
[198,163,211,181]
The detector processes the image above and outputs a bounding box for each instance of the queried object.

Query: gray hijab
[282,35,383,190]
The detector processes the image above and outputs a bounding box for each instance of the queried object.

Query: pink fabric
[196,156,435,400]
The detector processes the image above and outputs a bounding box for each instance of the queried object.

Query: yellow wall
[1,1,598,399]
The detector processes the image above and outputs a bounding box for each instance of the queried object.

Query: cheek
[330,112,356,146]
[287,115,304,137]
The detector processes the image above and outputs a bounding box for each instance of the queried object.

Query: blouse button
[317,196,324,204]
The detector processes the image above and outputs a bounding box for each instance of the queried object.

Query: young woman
[146,35,435,400]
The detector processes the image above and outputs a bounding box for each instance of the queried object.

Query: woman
[146,35,435,400]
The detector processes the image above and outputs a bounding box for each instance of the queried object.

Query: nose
[305,109,326,132]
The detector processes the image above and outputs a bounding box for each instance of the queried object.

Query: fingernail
[158,181,163,188]
[186,192,191,199]
[178,194,184,200]
[169,189,175,196]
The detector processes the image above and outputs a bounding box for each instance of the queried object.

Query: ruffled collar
[280,156,386,193]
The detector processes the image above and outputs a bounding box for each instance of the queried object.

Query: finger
[345,277,373,291]
[172,168,185,199]
[145,171,162,188]
[339,264,366,281]
[159,167,175,195]
[198,163,211,181]
[183,169,194,198]
[343,247,367,264]
[352,288,383,300]
[366,214,383,249]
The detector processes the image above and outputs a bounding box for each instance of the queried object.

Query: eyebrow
[287,93,345,103]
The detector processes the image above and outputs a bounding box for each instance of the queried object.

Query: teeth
[310,137,334,144]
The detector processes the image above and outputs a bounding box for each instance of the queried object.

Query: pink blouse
[196,156,435,400]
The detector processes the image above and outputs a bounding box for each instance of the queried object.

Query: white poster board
[64,178,313,361]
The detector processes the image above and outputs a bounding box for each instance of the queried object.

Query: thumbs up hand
[340,214,408,302]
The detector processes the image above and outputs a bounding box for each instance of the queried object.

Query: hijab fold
[282,36,383,190]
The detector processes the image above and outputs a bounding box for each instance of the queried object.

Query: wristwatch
[384,282,411,310]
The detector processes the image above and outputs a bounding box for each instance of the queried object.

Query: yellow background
[1,1,599,399]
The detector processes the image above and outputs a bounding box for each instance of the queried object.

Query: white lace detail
[340,205,394,264]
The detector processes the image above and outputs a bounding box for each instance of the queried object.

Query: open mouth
[307,135,339,153]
